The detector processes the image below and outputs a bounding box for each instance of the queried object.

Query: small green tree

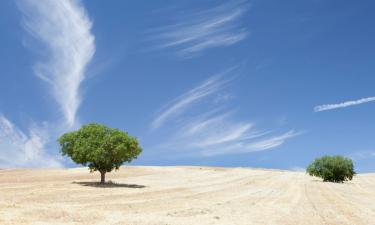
[306,155,355,182]
[58,123,142,184]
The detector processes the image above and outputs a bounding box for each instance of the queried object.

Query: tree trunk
[100,171,106,184]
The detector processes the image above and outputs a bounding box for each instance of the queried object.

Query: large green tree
[58,123,142,184]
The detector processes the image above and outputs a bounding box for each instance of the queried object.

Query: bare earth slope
[1,166,375,225]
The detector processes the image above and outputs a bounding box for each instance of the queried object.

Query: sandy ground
[1,166,375,225]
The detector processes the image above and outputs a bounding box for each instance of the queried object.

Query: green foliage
[306,155,355,182]
[58,123,142,183]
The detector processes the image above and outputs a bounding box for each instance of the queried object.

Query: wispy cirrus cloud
[19,0,95,128]
[151,70,232,129]
[347,150,375,160]
[151,70,299,157]
[151,0,249,57]
[0,115,61,168]
[0,0,95,168]
[171,112,300,157]
[314,96,375,112]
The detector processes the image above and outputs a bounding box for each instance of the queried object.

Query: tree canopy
[58,123,142,183]
[306,155,355,182]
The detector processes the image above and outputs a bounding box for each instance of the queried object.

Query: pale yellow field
[1,166,375,225]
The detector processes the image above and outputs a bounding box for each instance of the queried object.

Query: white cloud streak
[195,129,300,157]
[241,131,299,152]
[347,150,375,160]
[151,71,231,129]
[0,0,95,168]
[0,115,61,168]
[19,0,95,127]
[152,0,249,56]
[174,112,255,148]
[314,96,375,112]
[151,71,299,157]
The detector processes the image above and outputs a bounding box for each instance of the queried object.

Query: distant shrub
[306,155,355,182]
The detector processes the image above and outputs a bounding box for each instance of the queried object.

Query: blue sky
[0,0,375,172]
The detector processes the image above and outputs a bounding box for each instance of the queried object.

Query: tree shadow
[73,181,147,188]
[310,179,354,185]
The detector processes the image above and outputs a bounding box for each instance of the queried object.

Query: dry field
[1,166,375,225]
